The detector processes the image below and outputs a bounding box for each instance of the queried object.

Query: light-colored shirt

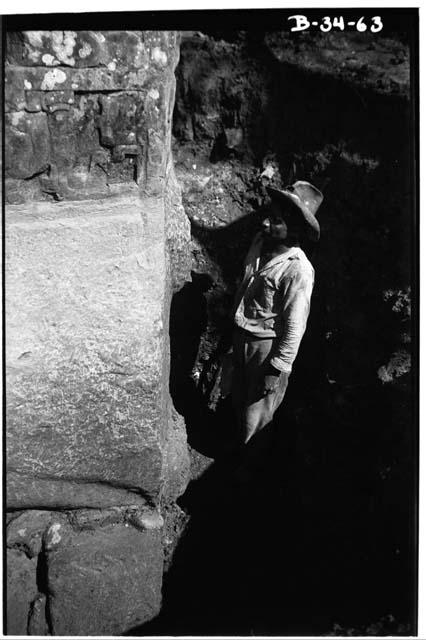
[233,232,314,373]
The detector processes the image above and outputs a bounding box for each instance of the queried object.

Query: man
[232,181,323,452]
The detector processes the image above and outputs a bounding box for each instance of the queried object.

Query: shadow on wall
[127,365,414,635]
[168,269,229,458]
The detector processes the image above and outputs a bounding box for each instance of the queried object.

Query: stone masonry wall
[5,30,190,635]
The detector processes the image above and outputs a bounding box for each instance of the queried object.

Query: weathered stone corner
[5,30,180,204]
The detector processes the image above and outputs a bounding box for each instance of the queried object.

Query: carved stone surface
[6,30,163,70]
[5,30,180,203]
[5,111,50,179]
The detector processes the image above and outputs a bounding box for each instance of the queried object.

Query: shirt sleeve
[269,266,314,373]
[232,233,262,318]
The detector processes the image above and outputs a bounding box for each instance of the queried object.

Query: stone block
[144,30,180,71]
[163,406,191,501]
[7,30,105,68]
[4,178,41,205]
[6,549,39,635]
[28,594,49,635]
[17,64,150,93]
[6,30,158,71]
[5,195,183,508]
[5,111,50,179]
[165,159,192,291]
[6,473,150,510]
[7,509,56,557]
[5,30,181,202]
[67,506,124,530]
[45,521,163,635]
[102,31,149,69]
[5,66,26,112]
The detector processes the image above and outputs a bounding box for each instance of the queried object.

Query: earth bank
[156,26,416,636]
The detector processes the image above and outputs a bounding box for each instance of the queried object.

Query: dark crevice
[35,550,54,635]
[35,552,48,598]
[23,164,50,181]
[74,89,146,95]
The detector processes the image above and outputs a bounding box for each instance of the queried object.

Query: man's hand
[259,364,288,396]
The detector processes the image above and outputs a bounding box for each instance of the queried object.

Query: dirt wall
[161,25,416,636]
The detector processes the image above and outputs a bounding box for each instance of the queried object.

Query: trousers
[232,329,289,444]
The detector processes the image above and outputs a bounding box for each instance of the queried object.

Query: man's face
[262,200,301,242]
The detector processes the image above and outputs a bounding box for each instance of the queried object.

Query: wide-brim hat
[266,181,323,242]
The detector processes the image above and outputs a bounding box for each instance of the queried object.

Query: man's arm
[269,267,314,374]
[259,266,314,396]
